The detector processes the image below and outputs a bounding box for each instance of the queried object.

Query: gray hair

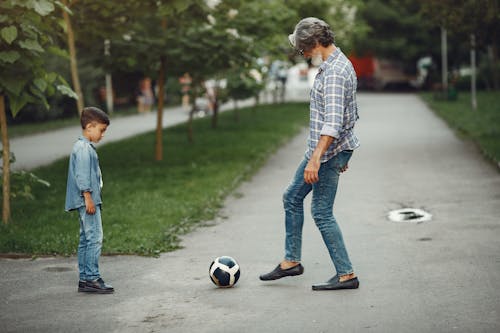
[288,17,335,52]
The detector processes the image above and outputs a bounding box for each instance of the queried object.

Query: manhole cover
[388,208,432,223]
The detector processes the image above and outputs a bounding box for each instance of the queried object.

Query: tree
[56,0,147,115]
[421,0,500,91]
[226,67,264,121]
[285,0,367,54]
[171,0,296,133]
[61,0,84,114]
[352,0,438,70]
[0,0,76,223]
[123,0,205,159]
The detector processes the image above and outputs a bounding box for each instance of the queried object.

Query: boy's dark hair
[80,107,110,129]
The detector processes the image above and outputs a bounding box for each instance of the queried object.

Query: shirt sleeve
[74,144,92,193]
[320,68,345,139]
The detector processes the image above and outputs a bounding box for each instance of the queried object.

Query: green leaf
[57,85,78,99]
[7,94,29,117]
[33,78,47,92]
[33,0,55,16]
[0,15,8,23]
[19,39,44,53]
[30,85,49,109]
[0,51,20,64]
[1,26,18,44]
[47,46,69,59]
[1,76,27,95]
[46,72,57,84]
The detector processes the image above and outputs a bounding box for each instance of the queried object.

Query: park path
[1,93,499,333]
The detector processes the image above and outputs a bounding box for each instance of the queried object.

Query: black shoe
[259,263,304,281]
[85,278,114,294]
[312,275,359,290]
[78,280,92,292]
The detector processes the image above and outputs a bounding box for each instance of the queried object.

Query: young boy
[65,107,114,294]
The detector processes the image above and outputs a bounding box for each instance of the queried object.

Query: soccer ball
[209,256,240,288]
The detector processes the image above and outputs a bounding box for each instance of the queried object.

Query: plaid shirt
[306,47,360,163]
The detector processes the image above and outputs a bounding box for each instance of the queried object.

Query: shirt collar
[318,47,341,73]
[79,135,96,149]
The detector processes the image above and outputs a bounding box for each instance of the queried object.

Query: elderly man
[259,17,360,290]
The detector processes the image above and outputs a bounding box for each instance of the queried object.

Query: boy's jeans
[283,151,354,276]
[77,205,103,281]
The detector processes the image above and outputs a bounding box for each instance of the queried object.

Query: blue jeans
[283,151,354,276]
[77,205,103,281]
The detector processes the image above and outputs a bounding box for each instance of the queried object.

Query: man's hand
[304,158,320,184]
[83,192,96,215]
[304,135,335,184]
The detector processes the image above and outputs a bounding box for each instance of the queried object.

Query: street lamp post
[441,26,448,93]
[104,39,113,114]
[470,34,477,110]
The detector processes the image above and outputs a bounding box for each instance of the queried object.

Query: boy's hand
[83,192,96,214]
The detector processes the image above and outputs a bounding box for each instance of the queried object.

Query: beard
[311,52,323,66]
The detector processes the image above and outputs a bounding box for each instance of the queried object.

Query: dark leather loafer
[312,275,359,290]
[259,263,304,281]
[78,280,91,292]
[85,278,114,294]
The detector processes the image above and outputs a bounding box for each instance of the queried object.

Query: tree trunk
[211,97,219,129]
[491,43,499,91]
[155,56,166,161]
[233,100,239,122]
[62,0,84,114]
[188,105,194,143]
[0,95,11,224]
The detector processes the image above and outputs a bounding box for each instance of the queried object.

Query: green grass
[0,103,309,256]
[421,91,500,166]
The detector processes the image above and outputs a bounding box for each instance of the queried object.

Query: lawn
[0,103,309,256]
[420,91,500,167]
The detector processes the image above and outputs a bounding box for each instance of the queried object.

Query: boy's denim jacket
[65,136,103,211]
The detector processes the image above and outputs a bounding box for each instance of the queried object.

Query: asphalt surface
[1,93,499,333]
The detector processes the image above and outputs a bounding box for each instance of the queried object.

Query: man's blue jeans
[283,151,354,276]
[77,205,103,281]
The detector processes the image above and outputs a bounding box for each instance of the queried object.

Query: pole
[104,39,114,114]
[441,26,448,93]
[470,34,477,110]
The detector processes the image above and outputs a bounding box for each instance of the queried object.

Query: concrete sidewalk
[1,93,499,332]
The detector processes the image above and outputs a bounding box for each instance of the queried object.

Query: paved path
[1,93,499,332]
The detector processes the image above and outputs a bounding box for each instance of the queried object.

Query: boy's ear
[84,122,95,130]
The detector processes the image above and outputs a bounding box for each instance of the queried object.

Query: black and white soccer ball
[209,256,240,288]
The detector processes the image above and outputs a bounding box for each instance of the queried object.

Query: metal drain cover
[388,208,432,223]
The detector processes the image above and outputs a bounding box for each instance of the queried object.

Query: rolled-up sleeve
[320,68,345,139]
